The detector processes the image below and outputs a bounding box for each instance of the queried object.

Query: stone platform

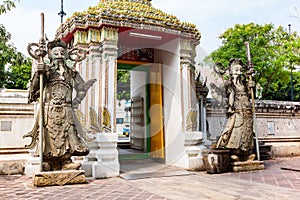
[231,160,264,172]
[33,170,86,187]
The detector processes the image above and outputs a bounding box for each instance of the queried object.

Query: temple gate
[56,0,205,170]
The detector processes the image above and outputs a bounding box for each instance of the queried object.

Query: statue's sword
[27,13,47,171]
[245,42,260,161]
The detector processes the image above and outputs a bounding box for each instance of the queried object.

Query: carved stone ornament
[215,58,255,161]
[186,108,197,131]
[33,170,86,186]
[24,39,97,171]
[102,106,111,132]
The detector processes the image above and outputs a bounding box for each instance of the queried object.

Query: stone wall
[0,89,34,175]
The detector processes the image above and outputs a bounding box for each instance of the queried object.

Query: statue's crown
[229,58,243,66]
[47,39,67,51]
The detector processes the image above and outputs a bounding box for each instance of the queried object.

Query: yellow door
[149,63,165,159]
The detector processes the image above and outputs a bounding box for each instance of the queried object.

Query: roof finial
[58,0,66,24]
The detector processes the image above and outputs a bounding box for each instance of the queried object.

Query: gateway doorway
[117,62,165,160]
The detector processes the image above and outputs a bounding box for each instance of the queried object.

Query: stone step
[0,148,29,155]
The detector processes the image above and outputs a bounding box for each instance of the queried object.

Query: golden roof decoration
[61,0,200,40]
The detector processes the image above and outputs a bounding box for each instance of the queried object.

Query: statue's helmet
[47,39,68,60]
[228,58,243,75]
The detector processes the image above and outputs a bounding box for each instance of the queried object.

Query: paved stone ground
[1,157,300,200]
[223,156,300,190]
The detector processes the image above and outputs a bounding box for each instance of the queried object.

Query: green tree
[205,23,300,100]
[0,0,19,15]
[0,24,31,89]
[117,70,130,101]
[5,56,32,89]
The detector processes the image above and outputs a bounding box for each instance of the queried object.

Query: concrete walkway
[1,157,300,200]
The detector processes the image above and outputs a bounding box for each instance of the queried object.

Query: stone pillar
[80,139,98,177]
[81,133,119,178]
[195,77,209,142]
[179,38,208,170]
[99,27,118,132]
[180,38,199,132]
[92,133,119,178]
[87,42,102,132]
[184,131,206,170]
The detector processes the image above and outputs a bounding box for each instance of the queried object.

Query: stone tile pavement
[223,156,300,190]
[1,157,300,200]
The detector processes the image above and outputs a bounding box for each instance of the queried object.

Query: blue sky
[0,0,299,62]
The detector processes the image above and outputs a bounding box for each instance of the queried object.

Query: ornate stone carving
[88,29,101,44]
[56,1,200,41]
[25,39,97,171]
[100,27,118,42]
[186,108,197,131]
[76,109,85,126]
[74,30,88,45]
[102,106,111,132]
[89,106,100,130]
[33,170,86,186]
[215,58,255,161]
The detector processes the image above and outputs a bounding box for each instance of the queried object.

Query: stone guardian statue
[215,58,256,162]
[24,38,96,171]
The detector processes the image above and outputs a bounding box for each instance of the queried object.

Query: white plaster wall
[256,116,300,137]
[131,70,147,150]
[0,91,34,148]
[206,111,226,140]
[155,39,188,168]
[0,116,33,148]
[207,109,300,139]
[131,71,146,100]
[108,58,116,131]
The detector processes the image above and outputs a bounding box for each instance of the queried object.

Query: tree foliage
[117,70,130,101]
[0,0,18,15]
[0,24,31,89]
[5,56,32,89]
[204,23,300,100]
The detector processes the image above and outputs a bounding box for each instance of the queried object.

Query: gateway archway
[56,0,206,171]
[117,60,165,161]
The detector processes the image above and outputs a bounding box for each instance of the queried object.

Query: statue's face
[232,64,242,77]
[51,46,67,61]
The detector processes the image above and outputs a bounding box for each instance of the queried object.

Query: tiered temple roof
[56,0,201,41]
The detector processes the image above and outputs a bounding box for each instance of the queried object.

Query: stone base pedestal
[184,132,206,171]
[24,156,40,177]
[33,170,86,187]
[231,161,264,172]
[92,162,119,179]
[202,149,230,173]
[81,132,120,179]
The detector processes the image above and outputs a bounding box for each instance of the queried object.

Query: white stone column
[184,131,206,170]
[87,43,102,132]
[92,133,119,178]
[180,38,198,131]
[179,38,207,170]
[99,27,118,132]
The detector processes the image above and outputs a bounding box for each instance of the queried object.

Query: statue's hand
[72,99,80,109]
[227,107,234,114]
[248,80,255,88]
[36,63,45,74]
